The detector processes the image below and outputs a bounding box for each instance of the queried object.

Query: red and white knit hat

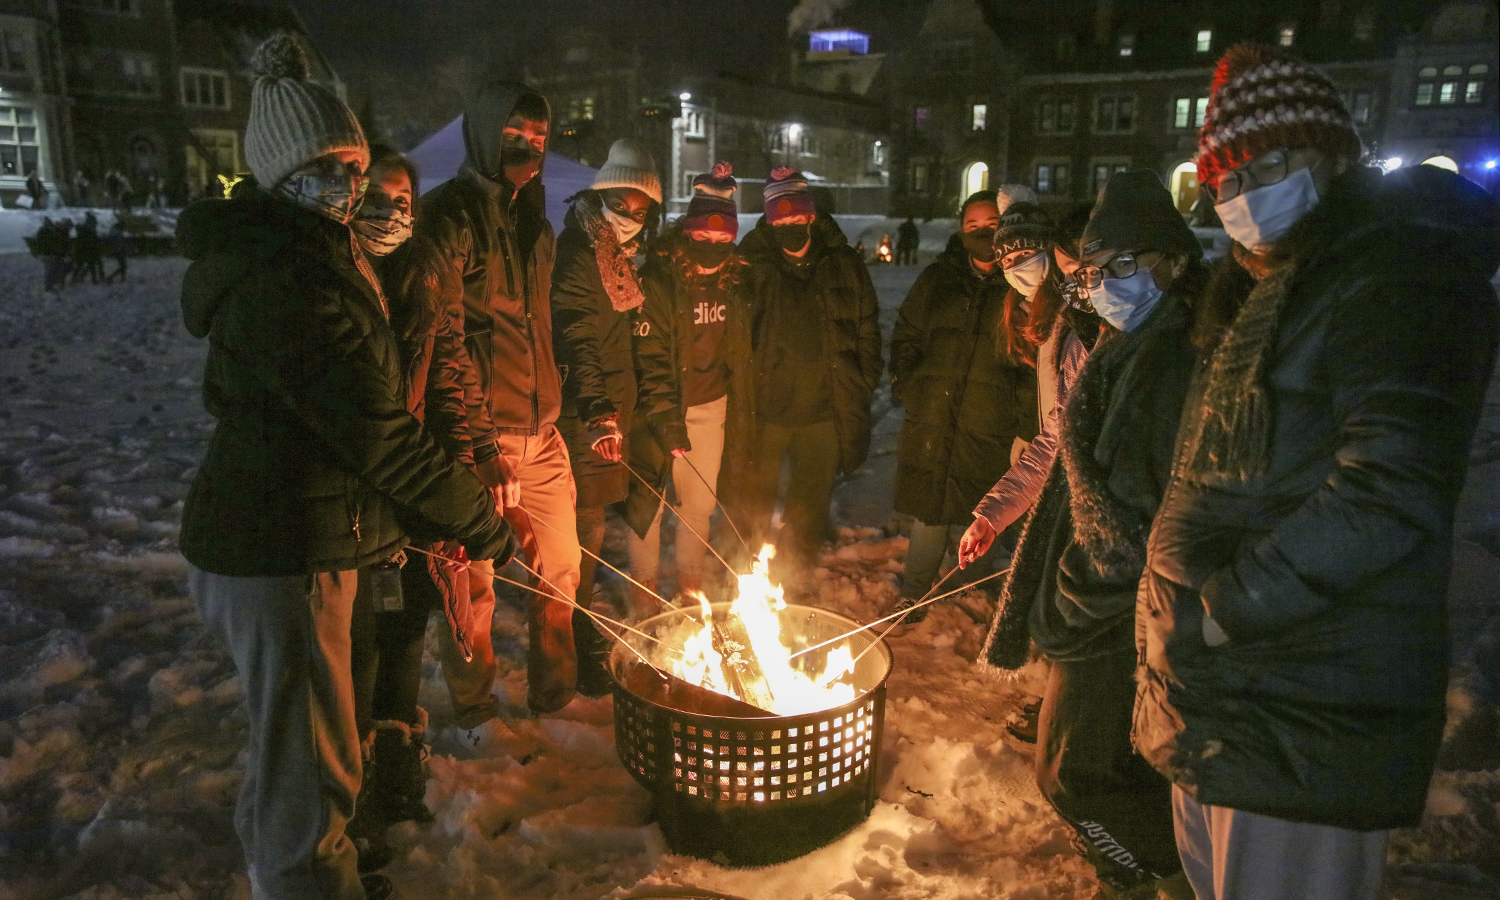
[763,166,815,223]
[683,161,738,238]
[1196,43,1361,189]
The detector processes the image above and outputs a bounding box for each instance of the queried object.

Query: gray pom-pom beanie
[244,33,368,187]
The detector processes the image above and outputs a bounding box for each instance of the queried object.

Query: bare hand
[593,434,623,463]
[474,453,521,509]
[957,517,996,569]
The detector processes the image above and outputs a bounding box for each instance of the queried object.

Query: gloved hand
[462,511,516,566]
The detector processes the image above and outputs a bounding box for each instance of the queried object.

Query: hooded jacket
[418,82,558,453]
[738,214,883,474]
[1135,165,1500,829]
[175,181,507,576]
[621,227,756,536]
[890,234,1039,526]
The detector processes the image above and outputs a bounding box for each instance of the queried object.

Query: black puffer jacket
[622,228,755,536]
[176,182,508,576]
[738,214,883,473]
[418,82,558,452]
[552,195,642,507]
[890,235,1039,525]
[1136,166,1500,830]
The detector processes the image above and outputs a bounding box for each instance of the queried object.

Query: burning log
[620,660,773,718]
[709,618,777,713]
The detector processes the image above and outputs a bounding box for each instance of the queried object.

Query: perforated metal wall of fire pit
[610,603,892,867]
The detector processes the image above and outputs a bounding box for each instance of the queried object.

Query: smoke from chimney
[788,0,853,35]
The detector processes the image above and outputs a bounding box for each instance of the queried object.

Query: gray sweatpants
[1172,784,1389,900]
[190,566,365,900]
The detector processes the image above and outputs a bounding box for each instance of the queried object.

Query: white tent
[406,115,598,234]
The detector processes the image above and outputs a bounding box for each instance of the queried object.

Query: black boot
[574,608,616,698]
[367,720,434,827]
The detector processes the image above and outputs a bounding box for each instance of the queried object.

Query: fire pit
[610,601,893,866]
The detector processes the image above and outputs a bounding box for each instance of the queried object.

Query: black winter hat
[1080,169,1202,262]
[993,202,1055,258]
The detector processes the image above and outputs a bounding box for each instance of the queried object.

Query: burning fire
[667,547,856,716]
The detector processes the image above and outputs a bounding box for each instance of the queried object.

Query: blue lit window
[809,30,870,55]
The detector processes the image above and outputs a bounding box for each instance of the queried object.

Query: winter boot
[1005,696,1043,744]
[527,594,577,715]
[366,717,434,827]
[347,736,393,871]
[573,607,616,698]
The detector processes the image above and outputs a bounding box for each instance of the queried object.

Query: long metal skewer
[675,453,753,557]
[788,567,1011,661]
[617,457,741,579]
[513,502,677,613]
[845,568,1008,670]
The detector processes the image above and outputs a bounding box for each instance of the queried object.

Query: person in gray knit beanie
[590,139,661,204]
[245,32,368,220]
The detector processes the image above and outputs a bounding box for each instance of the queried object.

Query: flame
[666,546,856,715]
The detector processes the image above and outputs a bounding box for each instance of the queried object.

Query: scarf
[574,193,645,312]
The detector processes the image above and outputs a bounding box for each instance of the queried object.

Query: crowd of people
[175,31,1498,900]
[30,212,129,290]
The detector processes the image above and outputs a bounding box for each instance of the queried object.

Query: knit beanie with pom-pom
[683,161,738,238]
[994,183,1038,215]
[763,166,815,223]
[244,32,368,188]
[590,139,662,204]
[1196,43,1361,190]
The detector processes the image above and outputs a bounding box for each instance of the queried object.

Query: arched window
[1422,155,1459,172]
[963,161,989,196]
[1170,161,1199,213]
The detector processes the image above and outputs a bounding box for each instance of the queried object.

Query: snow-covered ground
[0,252,1497,900]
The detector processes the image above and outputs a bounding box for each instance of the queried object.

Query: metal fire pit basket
[610,602,893,866]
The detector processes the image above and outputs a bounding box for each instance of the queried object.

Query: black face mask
[498,145,543,185]
[960,229,996,262]
[772,222,811,253]
[686,239,733,269]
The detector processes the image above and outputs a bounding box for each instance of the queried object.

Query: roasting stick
[846,567,1011,670]
[513,502,678,614]
[617,458,741,580]
[676,453,754,557]
[785,559,968,661]
[400,543,672,670]
[788,567,1012,662]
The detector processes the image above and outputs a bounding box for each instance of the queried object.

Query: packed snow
[0,242,1497,900]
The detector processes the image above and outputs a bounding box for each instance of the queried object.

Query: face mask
[1214,165,1319,253]
[601,206,643,245]
[772,222,810,253]
[1003,253,1050,297]
[1092,268,1163,332]
[352,204,414,256]
[280,173,367,225]
[499,145,543,187]
[960,229,996,262]
[1060,277,1090,311]
[686,239,732,269]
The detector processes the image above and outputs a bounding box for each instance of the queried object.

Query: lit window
[1466,80,1484,103]
[1095,94,1135,133]
[1279,25,1296,47]
[1036,164,1051,193]
[1350,91,1372,124]
[798,129,817,156]
[1443,65,1463,76]
[871,140,884,166]
[0,103,39,176]
[1196,30,1212,53]
[1117,34,1134,57]
[1174,98,1191,129]
[1194,97,1209,128]
[911,161,928,192]
[567,95,595,122]
[1439,82,1457,104]
[1471,64,1490,75]
[683,109,705,138]
[680,171,700,197]
[766,127,785,153]
[972,103,987,131]
[1418,66,1438,78]
[1416,83,1434,106]
[180,68,230,110]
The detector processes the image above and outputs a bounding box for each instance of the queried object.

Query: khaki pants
[190,566,365,900]
[437,425,580,726]
[628,395,727,594]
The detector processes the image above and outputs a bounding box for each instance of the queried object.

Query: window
[1415,66,1438,106]
[180,67,229,110]
[120,53,157,97]
[1354,10,1375,42]
[0,104,39,176]
[1467,64,1488,104]
[1117,33,1134,57]
[0,30,27,73]
[683,109,705,138]
[913,106,930,128]
[1416,83,1435,105]
[1037,98,1076,134]
[910,161,929,193]
[186,128,238,191]
[680,171,700,198]
[972,103,987,131]
[80,0,139,14]
[1439,81,1457,104]
[1173,96,1209,129]
[964,161,989,196]
[1036,162,1069,195]
[1349,91,1372,124]
[798,128,817,156]
[766,127,785,153]
[1095,94,1135,133]
[567,95,596,122]
[1196,29,1212,53]
[871,140,885,167]
[1279,25,1296,47]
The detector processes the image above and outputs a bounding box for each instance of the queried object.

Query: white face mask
[1214,165,1319,253]
[1003,253,1050,297]
[1092,268,1163,332]
[602,206,643,245]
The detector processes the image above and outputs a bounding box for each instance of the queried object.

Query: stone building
[0,0,76,203]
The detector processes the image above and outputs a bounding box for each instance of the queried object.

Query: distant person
[71,170,90,208]
[103,220,129,283]
[895,215,919,265]
[32,218,70,291]
[738,168,882,588]
[24,169,44,208]
[70,212,104,284]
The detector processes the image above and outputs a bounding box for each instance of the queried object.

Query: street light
[680,92,691,102]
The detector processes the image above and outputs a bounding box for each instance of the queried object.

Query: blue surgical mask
[280,173,368,225]
[1092,268,1162,332]
[1003,253,1050,297]
[1214,165,1319,253]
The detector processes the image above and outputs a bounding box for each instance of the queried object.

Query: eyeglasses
[1078,251,1152,290]
[1207,149,1290,203]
